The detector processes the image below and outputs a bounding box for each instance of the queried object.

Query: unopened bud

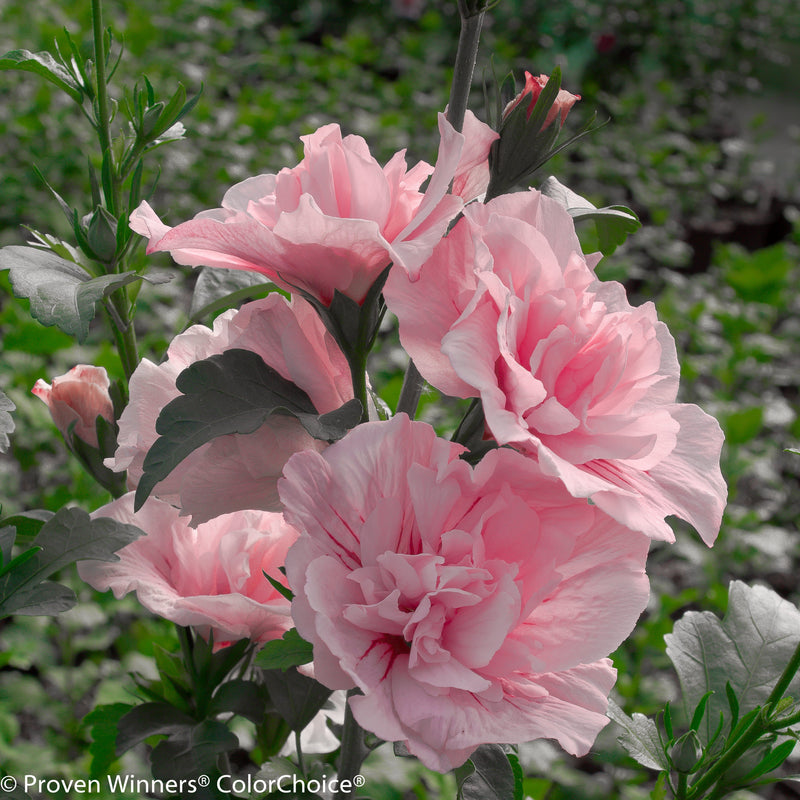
[502,71,581,130]
[87,206,119,263]
[668,731,704,774]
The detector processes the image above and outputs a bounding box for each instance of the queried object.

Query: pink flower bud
[32,365,114,448]
[503,71,581,129]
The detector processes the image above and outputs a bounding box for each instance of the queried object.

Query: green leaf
[116,702,196,755]
[150,719,238,781]
[207,638,252,689]
[743,738,795,782]
[457,744,520,800]
[84,703,135,777]
[723,406,763,445]
[0,48,83,102]
[665,581,800,744]
[260,667,332,732]
[255,629,314,672]
[0,526,15,566]
[0,778,32,800]
[285,263,391,363]
[134,349,362,511]
[719,241,792,305]
[607,699,670,771]
[540,176,640,256]
[0,510,54,540]
[264,570,294,602]
[0,390,15,453]
[690,691,714,732]
[208,679,266,723]
[0,246,146,341]
[5,580,75,616]
[0,545,42,579]
[187,266,275,324]
[650,772,669,800]
[0,507,143,618]
[506,751,524,800]
[726,681,741,731]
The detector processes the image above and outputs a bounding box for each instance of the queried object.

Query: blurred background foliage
[1,0,800,797]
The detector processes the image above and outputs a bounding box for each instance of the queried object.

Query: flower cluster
[67,95,726,771]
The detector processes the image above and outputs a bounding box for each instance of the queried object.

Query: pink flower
[130,115,468,304]
[32,365,114,448]
[503,71,581,129]
[109,294,352,525]
[281,414,650,772]
[451,111,500,203]
[384,191,726,544]
[79,493,297,646]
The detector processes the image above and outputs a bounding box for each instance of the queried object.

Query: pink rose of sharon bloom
[32,364,114,448]
[129,114,472,304]
[281,414,650,772]
[503,71,581,129]
[79,493,297,646]
[109,294,352,525]
[450,110,500,203]
[384,190,726,545]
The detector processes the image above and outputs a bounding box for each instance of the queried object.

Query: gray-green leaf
[0,507,143,618]
[665,580,800,744]
[540,175,640,256]
[0,390,15,453]
[457,744,521,800]
[260,667,332,732]
[134,348,362,511]
[188,266,274,324]
[255,628,314,672]
[0,246,145,341]
[0,48,83,103]
[607,699,670,771]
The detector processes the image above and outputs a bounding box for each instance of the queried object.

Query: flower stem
[350,351,370,424]
[686,637,800,799]
[92,0,139,385]
[765,637,800,709]
[448,2,486,132]
[686,712,762,798]
[335,689,369,799]
[395,1,485,420]
[91,0,118,216]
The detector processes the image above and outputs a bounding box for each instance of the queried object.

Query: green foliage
[0,245,151,342]
[84,702,135,777]
[718,241,793,305]
[0,390,15,452]
[256,629,314,672]
[0,48,83,102]
[134,348,363,511]
[607,700,671,772]
[456,744,523,800]
[611,581,800,798]
[665,581,800,745]
[0,507,142,617]
[540,175,641,255]
[259,667,332,732]
[187,266,276,325]
[2,0,800,797]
